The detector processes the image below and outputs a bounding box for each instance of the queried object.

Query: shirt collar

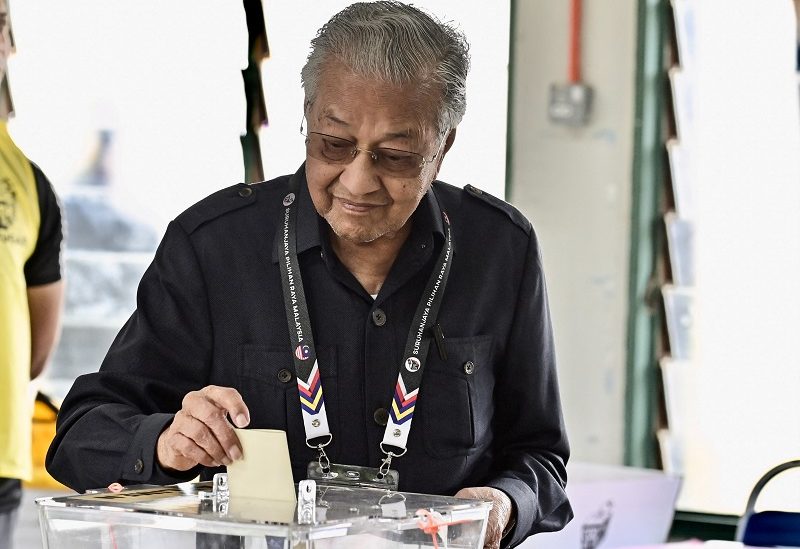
[272,166,445,263]
[413,182,446,243]
[271,165,322,263]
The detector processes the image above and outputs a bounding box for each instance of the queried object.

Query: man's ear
[434,128,457,174]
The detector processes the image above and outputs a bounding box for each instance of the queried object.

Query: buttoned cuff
[487,477,533,549]
[119,413,198,485]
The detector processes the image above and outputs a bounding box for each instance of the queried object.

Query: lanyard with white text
[277,178,453,480]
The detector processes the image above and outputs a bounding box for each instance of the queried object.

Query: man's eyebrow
[383,129,414,140]
[322,114,415,141]
[324,114,348,127]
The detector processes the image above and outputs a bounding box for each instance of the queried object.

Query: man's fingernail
[229,446,243,460]
[235,414,248,427]
[222,457,232,466]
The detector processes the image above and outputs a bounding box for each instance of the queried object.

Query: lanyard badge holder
[278,177,452,491]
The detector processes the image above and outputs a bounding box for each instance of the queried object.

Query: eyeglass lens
[306,132,425,177]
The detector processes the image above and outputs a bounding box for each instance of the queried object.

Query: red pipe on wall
[568,0,582,83]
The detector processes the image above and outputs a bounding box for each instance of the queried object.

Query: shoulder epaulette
[177,182,258,234]
[463,184,531,235]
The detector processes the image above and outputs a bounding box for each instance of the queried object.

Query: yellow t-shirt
[0,120,41,481]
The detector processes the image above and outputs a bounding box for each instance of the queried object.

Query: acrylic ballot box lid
[36,480,491,549]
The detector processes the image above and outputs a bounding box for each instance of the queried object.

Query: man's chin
[332,227,383,244]
[328,219,392,244]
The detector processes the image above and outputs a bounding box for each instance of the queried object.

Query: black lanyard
[277,176,453,473]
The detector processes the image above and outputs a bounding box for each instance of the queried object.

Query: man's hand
[455,486,514,549]
[156,385,250,471]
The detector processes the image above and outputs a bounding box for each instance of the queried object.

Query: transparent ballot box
[37,478,491,548]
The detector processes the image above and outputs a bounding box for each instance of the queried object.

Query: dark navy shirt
[47,165,572,546]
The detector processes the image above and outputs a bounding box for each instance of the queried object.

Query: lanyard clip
[377,452,394,480]
[317,445,331,474]
[377,443,406,480]
[306,434,333,475]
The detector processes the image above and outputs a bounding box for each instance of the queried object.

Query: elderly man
[47,2,572,547]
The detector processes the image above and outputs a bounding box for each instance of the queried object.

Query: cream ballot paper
[226,428,296,503]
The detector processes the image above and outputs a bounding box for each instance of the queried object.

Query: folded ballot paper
[225,428,297,522]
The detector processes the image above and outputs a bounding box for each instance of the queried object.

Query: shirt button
[238,187,252,197]
[372,308,387,326]
[133,459,144,474]
[463,361,475,375]
[373,408,389,426]
[277,368,293,383]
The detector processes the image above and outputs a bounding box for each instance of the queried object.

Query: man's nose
[338,150,382,196]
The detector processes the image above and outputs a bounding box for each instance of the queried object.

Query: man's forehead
[315,107,421,139]
[312,63,439,135]
[310,89,438,142]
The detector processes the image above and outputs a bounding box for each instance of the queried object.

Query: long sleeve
[485,229,573,547]
[46,221,211,492]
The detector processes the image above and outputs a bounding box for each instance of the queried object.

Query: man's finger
[177,413,231,465]
[171,431,219,468]
[202,385,250,428]
[183,388,246,461]
[454,486,511,549]
[485,507,502,548]
[483,506,501,549]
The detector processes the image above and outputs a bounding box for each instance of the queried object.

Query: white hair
[301,1,470,135]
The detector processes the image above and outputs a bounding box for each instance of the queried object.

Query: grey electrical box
[548,82,594,126]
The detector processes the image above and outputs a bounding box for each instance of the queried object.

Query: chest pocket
[417,335,495,459]
[238,344,339,467]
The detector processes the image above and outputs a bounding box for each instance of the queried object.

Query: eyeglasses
[302,129,441,178]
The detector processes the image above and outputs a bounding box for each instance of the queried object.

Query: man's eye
[324,139,349,150]
[380,151,415,166]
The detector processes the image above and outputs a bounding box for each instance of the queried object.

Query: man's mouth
[336,198,386,213]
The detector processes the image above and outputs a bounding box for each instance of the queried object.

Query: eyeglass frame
[300,118,447,178]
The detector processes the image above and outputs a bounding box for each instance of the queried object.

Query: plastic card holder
[307,462,399,491]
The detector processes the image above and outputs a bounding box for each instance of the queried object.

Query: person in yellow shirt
[0,1,63,547]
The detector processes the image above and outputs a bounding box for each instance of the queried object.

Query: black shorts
[0,478,22,513]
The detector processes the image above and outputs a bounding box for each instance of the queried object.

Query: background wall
[508,0,639,464]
